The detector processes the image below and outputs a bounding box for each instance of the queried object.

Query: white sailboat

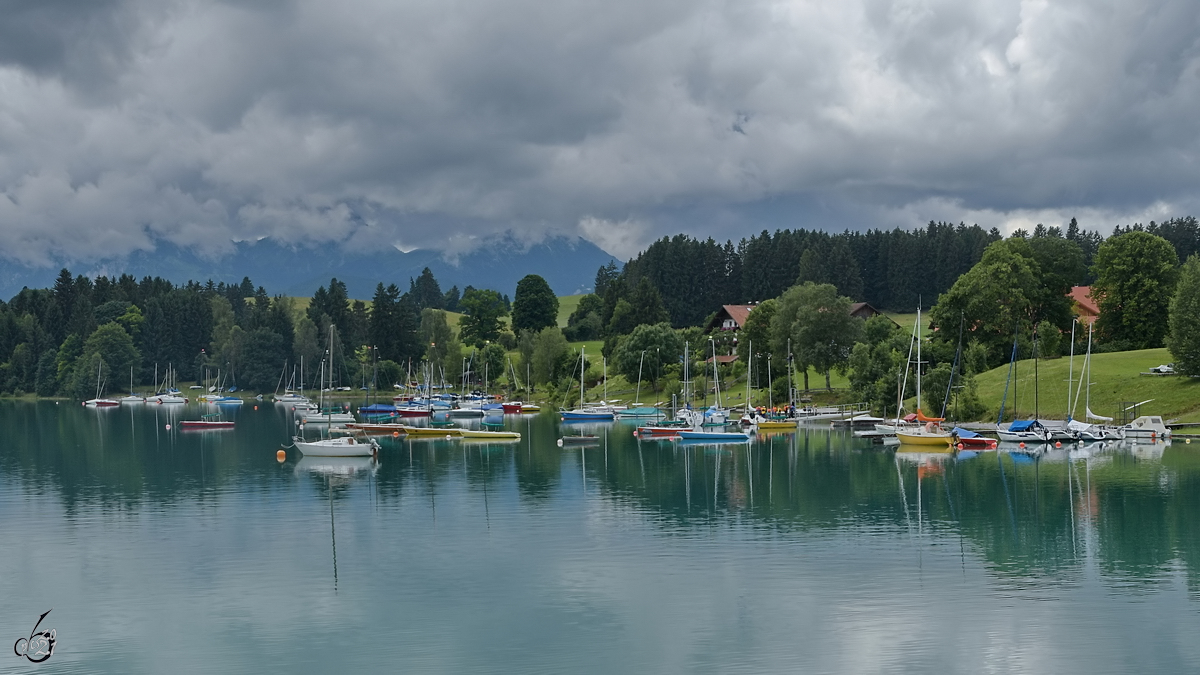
[118,366,144,403]
[83,359,120,407]
[895,307,953,447]
[559,346,615,420]
[292,433,379,457]
[303,330,356,423]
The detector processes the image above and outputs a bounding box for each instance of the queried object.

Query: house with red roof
[1069,286,1100,324]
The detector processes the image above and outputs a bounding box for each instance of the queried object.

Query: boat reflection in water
[294,455,379,479]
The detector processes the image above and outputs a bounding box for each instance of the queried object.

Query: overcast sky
[0,0,1197,265]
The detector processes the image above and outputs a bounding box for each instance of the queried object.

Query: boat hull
[895,431,954,446]
[293,437,378,457]
[404,426,462,437]
[83,399,120,407]
[755,420,797,430]
[560,410,616,421]
[675,430,750,441]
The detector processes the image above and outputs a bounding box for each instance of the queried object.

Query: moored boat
[291,435,379,457]
[675,429,750,442]
[951,427,997,450]
[1122,415,1172,442]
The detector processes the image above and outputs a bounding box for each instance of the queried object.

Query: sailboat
[303,343,356,424]
[147,364,187,404]
[994,329,1051,443]
[617,350,663,418]
[895,307,953,447]
[292,429,380,457]
[83,359,120,407]
[118,366,144,403]
[740,340,796,430]
[560,346,615,420]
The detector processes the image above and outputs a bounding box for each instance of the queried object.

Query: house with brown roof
[706,300,894,333]
[706,304,756,332]
[1069,286,1100,324]
[849,302,884,320]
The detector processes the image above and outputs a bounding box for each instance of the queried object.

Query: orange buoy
[1019,442,1025,448]
[1055,441,1061,448]
[393,431,399,438]
[276,450,286,462]
[956,443,964,450]
[254,405,258,410]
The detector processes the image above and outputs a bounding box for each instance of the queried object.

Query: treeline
[566,217,1196,337]
[0,265,521,398]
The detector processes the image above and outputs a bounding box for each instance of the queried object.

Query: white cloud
[0,0,1197,264]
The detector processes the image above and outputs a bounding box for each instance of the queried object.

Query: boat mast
[1085,322,1094,419]
[915,306,922,413]
[579,346,586,409]
[710,339,722,409]
[635,350,645,406]
[767,354,773,410]
[745,341,751,415]
[1067,319,1077,420]
[1033,326,1040,422]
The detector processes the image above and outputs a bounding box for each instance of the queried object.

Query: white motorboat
[1122,415,1172,442]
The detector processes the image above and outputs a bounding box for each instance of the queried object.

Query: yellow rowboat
[404,426,462,437]
[459,429,521,439]
[755,420,797,430]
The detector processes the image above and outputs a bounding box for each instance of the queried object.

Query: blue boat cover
[359,403,397,413]
[1008,420,1039,432]
[952,427,980,439]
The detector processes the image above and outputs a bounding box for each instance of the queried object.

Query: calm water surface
[2,400,1199,674]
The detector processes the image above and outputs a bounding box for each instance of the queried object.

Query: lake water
[2,400,1199,674]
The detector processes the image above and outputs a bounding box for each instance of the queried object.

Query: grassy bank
[970,348,1200,423]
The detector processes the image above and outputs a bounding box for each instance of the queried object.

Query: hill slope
[970,348,1200,424]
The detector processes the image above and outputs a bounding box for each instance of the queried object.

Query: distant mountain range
[0,235,618,301]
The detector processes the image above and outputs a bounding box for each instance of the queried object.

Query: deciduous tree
[458,289,508,347]
[1093,231,1179,349]
[1167,254,1200,376]
[511,274,559,333]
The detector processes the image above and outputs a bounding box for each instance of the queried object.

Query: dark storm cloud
[0,0,1197,264]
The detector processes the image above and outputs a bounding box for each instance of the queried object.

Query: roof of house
[722,305,754,327]
[1069,286,1100,316]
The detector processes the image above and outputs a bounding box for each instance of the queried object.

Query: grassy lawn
[883,312,919,334]
[971,347,1200,423]
[557,294,585,327]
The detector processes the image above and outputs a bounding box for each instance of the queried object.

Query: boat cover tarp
[952,427,980,439]
[1008,420,1040,432]
[916,409,945,422]
[359,404,397,413]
